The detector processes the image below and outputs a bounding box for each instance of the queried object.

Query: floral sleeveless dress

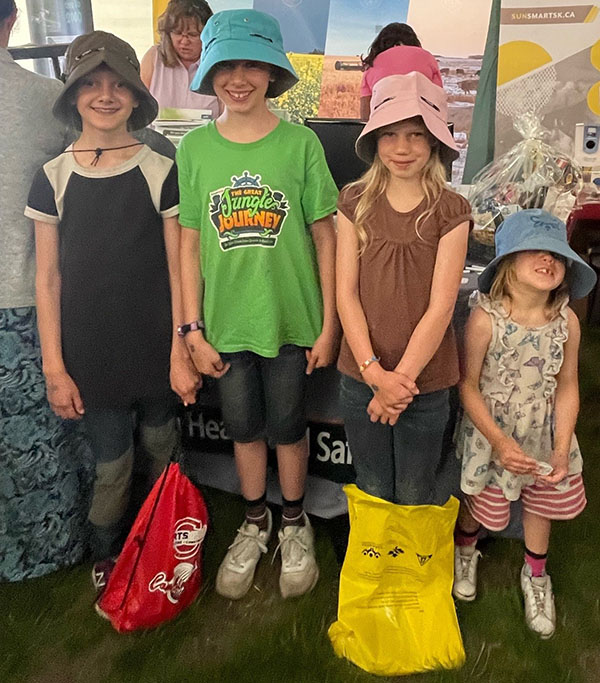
[455,292,582,501]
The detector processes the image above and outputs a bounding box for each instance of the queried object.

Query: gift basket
[469,112,582,251]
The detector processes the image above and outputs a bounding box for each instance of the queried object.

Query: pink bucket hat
[355,72,459,166]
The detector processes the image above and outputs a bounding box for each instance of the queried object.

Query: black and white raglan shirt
[25,145,179,408]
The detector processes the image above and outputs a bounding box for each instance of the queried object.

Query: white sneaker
[215,508,272,600]
[520,564,556,639]
[276,513,319,598]
[453,546,481,602]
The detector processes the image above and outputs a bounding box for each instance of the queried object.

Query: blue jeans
[83,398,178,560]
[217,345,308,446]
[340,374,451,505]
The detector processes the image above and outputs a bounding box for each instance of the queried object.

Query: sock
[244,493,269,531]
[525,547,548,577]
[455,525,480,555]
[281,495,305,528]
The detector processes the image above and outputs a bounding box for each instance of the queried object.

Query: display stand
[8,43,69,79]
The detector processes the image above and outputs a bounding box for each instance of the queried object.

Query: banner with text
[496,1,600,155]
[181,405,355,484]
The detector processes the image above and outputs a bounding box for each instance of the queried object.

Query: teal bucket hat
[190,9,298,98]
[478,209,597,300]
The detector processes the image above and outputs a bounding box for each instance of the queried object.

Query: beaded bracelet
[359,355,380,373]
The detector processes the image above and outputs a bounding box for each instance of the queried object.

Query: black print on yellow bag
[328,485,465,676]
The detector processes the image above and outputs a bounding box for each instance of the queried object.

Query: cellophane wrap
[469,113,582,245]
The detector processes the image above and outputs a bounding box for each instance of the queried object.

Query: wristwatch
[177,320,205,337]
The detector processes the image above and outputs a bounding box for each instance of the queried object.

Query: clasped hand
[495,437,539,476]
[496,438,569,485]
[366,369,419,425]
[537,450,569,486]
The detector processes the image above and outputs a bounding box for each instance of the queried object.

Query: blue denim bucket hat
[478,209,597,300]
[191,9,298,98]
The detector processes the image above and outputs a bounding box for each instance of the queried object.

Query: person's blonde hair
[157,0,212,68]
[347,120,449,254]
[489,253,569,319]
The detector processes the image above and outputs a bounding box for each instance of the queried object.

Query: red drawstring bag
[98,462,208,632]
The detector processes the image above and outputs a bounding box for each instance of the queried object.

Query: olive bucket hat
[478,209,597,300]
[190,9,298,98]
[53,31,158,131]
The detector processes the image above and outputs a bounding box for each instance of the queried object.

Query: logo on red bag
[148,517,207,604]
[149,562,197,604]
[173,517,207,560]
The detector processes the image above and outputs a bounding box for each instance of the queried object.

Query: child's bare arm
[34,220,84,419]
[307,213,340,374]
[395,221,469,381]
[359,96,371,121]
[460,307,537,475]
[541,308,581,484]
[162,216,201,404]
[179,227,229,378]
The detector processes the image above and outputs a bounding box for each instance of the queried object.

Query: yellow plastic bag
[328,485,465,676]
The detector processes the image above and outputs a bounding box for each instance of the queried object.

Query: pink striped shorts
[464,474,586,531]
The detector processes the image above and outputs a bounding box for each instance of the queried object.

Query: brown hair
[361,23,421,69]
[157,0,212,68]
[347,118,448,254]
[0,0,16,23]
[489,254,569,319]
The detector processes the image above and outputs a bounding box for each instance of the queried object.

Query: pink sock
[525,550,547,577]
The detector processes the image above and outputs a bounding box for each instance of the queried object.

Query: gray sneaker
[216,508,272,600]
[520,563,556,639]
[453,546,481,602]
[276,513,319,598]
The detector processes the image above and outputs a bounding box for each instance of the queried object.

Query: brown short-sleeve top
[337,186,472,393]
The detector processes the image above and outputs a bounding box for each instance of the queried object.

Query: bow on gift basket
[469,112,582,249]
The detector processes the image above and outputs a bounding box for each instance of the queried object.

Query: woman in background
[141,0,219,117]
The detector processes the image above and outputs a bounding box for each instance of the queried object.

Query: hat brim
[190,38,298,98]
[53,51,158,131]
[478,235,597,300]
[355,91,459,166]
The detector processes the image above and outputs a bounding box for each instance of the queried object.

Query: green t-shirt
[177,119,338,357]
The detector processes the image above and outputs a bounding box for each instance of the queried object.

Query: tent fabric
[462,0,501,184]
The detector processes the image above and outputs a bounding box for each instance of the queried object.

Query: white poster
[496,1,600,155]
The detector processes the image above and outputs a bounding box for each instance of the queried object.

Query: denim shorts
[217,344,308,446]
[340,373,452,505]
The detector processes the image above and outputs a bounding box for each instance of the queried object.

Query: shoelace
[273,531,308,568]
[227,526,268,567]
[458,550,480,580]
[528,577,549,616]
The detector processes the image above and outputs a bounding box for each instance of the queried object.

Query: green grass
[2,328,600,683]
